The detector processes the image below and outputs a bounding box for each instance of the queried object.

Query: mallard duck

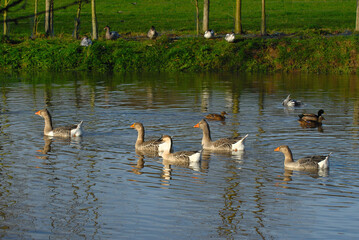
[131,122,167,152]
[204,29,214,39]
[147,26,158,39]
[298,109,325,122]
[159,135,201,162]
[274,145,330,170]
[104,26,120,40]
[35,109,83,137]
[298,116,325,128]
[194,119,248,151]
[282,94,302,107]
[205,111,227,121]
[225,32,235,43]
[80,36,92,46]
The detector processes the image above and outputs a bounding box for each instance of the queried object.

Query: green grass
[1,0,359,73]
[1,34,359,73]
[4,0,357,37]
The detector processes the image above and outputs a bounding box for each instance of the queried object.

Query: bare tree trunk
[235,0,242,34]
[45,0,54,36]
[3,0,8,36]
[356,0,359,31]
[91,0,98,40]
[261,0,266,36]
[74,0,82,39]
[33,0,39,37]
[50,0,53,35]
[193,0,199,35]
[203,0,209,32]
[45,0,50,35]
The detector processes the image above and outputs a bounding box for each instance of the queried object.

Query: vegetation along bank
[1,33,359,73]
[1,0,359,73]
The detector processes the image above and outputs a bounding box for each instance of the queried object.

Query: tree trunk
[235,0,242,34]
[50,0,54,35]
[33,0,39,37]
[45,0,50,35]
[74,0,82,39]
[203,0,209,32]
[356,0,359,31]
[45,0,54,36]
[194,0,199,35]
[3,0,8,36]
[91,0,98,40]
[261,0,266,36]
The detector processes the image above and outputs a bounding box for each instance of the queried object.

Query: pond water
[0,72,359,239]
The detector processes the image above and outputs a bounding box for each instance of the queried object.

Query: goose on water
[194,119,248,151]
[131,122,167,152]
[159,135,201,163]
[35,109,83,137]
[274,145,330,170]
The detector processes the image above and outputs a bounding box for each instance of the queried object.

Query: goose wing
[173,151,192,161]
[140,137,162,151]
[212,138,237,149]
[297,155,327,167]
[53,124,78,135]
[173,151,201,162]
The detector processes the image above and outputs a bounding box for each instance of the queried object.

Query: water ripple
[1,73,359,239]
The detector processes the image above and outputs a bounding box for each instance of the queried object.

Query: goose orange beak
[274,147,280,152]
[130,123,135,128]
[193,123,199,128]
[35,110,41,115]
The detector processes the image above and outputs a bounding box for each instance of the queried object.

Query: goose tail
[232,134,249,151]
[72,121,84,137]
[189,150,202,163]
[318,152,331,169]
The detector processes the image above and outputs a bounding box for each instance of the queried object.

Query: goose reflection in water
[36,135,83,160]
[275,169,294,189]
[129,150,157,175]
[135,149,159,158]
[36,136,53,159]
[276,168,329,189]
[202,149,245,162]
[161,150,244,180]
[161,158,201,180]
[130,155,145,175]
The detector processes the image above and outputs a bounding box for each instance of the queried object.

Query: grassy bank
[3,1,359,74]
[1,34,359,73]
[5,0,357,37]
